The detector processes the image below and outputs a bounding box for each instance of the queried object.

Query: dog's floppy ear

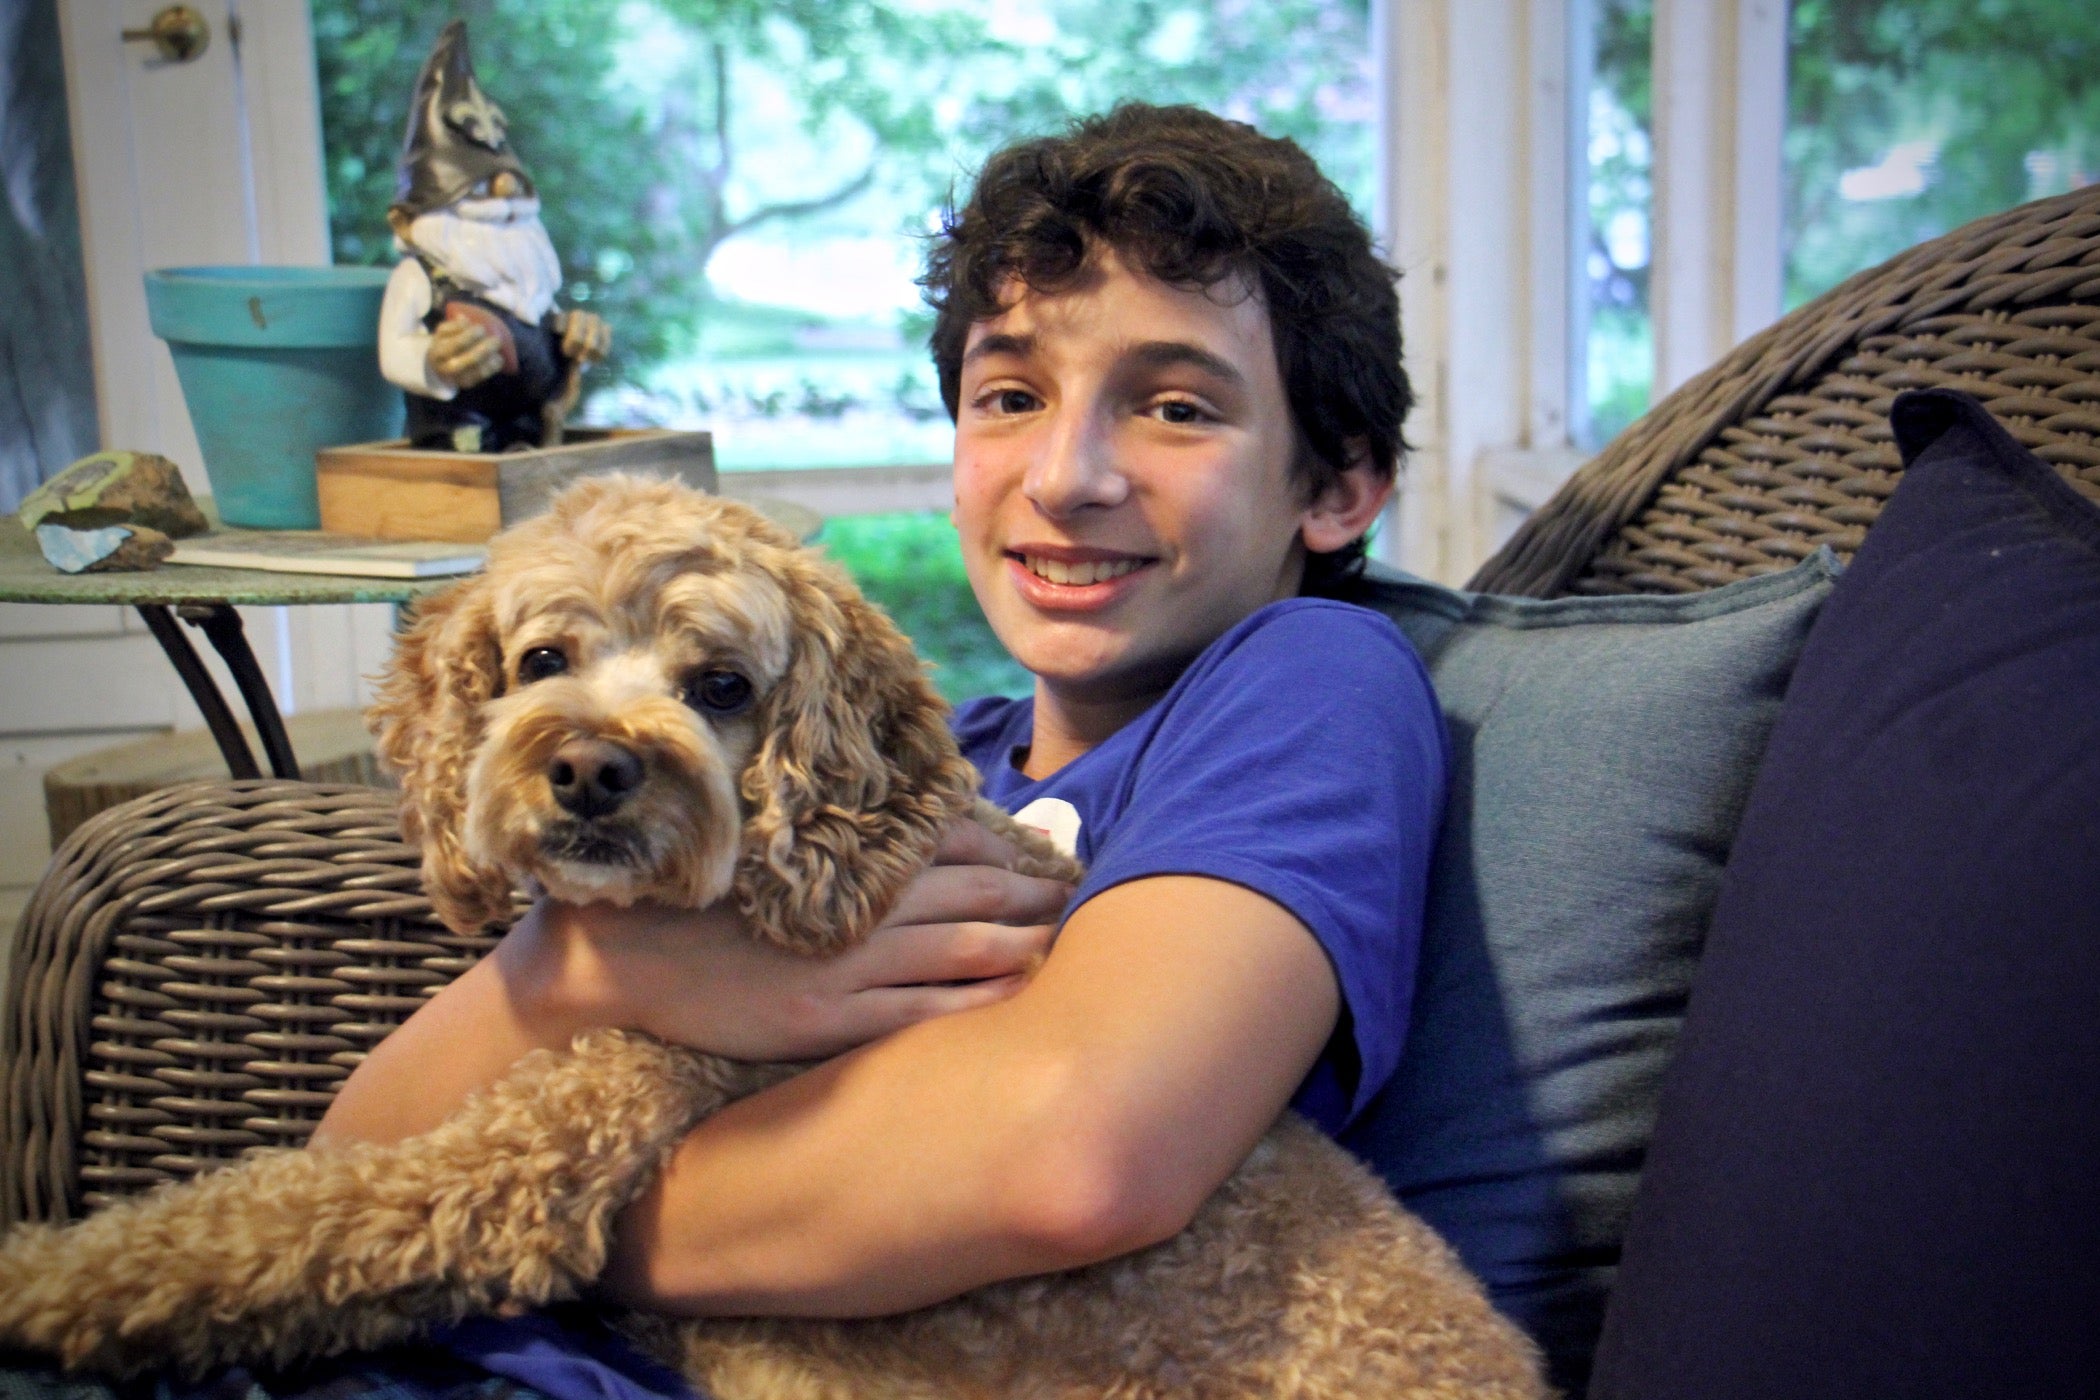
[734,553,978,955]
[368,575,515,934]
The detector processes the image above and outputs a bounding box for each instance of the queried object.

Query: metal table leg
[183,605,303,780]
[133,603,304,781]
[135,604,260,779]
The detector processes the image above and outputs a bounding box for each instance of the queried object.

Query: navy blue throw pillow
[1588,388,2100,1399]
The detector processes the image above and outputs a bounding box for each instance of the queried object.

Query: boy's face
[951,248,1362,716]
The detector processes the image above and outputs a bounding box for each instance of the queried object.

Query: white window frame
[1381,0,1788,585]
[1649,0,1788,396]
[781,0,1796,579]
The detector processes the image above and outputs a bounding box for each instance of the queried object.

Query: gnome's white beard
[404,195,562,324]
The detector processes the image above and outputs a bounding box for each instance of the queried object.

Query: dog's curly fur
[0,477,1546,1399]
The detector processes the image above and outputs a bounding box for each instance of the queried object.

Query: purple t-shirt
[953,597,1447,1132]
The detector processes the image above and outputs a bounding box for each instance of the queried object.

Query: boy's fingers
[883,863,1072,930]
[844,974,1030,1039]
[854,919,1057,989]
[932,815,1036,868]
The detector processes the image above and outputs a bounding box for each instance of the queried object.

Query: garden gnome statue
[377,20,610,452]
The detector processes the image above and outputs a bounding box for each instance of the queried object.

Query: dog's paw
[0,1196,436,1380]
[971,797,1086,883]
[0,1224,76,1352]
[0,1222,176,1377]
[0,1034,731,1382]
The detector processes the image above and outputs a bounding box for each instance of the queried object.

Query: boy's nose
[1023,411,1128,517]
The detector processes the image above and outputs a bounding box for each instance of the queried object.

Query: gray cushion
[1338,552,1839,1397]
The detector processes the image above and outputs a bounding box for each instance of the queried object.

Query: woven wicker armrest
[0,780,499,1226]
[1474,182,2100,598]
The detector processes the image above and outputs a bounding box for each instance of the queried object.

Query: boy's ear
[1299,438,1392,553]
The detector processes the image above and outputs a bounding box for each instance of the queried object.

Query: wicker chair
[5,183,2098,1233]
[0,783,496,1224]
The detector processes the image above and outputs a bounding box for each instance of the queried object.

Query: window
[1784,0,2099,308]
[0,0,95,513]
[309,1,2098,616]
[312,0,1376,696]
[1401,0,2090,588]
[1582,0,1654,448]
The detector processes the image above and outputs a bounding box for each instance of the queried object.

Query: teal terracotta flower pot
[145,266,403,528]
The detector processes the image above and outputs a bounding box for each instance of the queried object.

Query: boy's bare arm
[600,873,1341,1317]
[315,820,1070,1148]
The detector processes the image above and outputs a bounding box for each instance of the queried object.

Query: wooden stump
[42,709,393,849]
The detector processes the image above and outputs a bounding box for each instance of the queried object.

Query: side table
[0,517,457,782]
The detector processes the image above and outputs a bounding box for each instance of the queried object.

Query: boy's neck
[1020,681,1163,781]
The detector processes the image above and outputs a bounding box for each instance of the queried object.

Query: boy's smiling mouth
[1004,546,1157,607]
[1019,554,1146,585]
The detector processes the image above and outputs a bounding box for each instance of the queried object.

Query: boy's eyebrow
[962,331,1034,367]
[960,334,1246,389]
[1125,339,1247,387]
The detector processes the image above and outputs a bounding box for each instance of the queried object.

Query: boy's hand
[513,816,1073,1063]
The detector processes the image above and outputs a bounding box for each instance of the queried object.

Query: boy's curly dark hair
[921,103,1411,594]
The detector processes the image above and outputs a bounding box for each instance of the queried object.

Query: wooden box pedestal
[316,428,715,542]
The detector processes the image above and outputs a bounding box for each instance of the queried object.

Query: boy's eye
[517,647,568,683]
[980,388,1039,415]
[1155,400,1206,424]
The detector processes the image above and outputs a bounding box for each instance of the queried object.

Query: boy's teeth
[1025,556,1142,585]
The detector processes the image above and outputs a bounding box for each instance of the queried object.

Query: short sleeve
[1074,601,1447,1128]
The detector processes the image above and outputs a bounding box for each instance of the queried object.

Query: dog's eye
[518,647,569,684]
[684,669,754,717]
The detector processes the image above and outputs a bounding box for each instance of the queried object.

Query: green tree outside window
[313,0,1374,701]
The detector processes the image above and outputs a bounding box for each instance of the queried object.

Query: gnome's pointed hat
[392,20,533,217]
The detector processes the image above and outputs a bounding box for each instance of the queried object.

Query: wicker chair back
[1474,182,2100,598]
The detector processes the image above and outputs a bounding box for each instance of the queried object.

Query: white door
[1,0,392,942]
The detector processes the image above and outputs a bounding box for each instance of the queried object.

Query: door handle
[123,5,210,63]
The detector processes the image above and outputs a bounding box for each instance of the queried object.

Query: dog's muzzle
[547,738,643,819]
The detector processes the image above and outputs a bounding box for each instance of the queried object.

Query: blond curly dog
[0,476,1545,1400]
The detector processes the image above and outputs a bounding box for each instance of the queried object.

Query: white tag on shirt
[1011,797,1083,860]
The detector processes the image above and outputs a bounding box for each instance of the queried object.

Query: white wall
[2,0,368,969]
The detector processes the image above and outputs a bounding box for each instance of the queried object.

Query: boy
[318,102,1444,1330]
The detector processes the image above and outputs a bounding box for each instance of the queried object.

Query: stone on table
[35,522,174,573]
[16,450,208,538]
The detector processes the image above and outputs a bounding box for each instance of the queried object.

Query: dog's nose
[547,740,644,819]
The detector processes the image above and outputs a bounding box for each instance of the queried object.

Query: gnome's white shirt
[378,194,563,400]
